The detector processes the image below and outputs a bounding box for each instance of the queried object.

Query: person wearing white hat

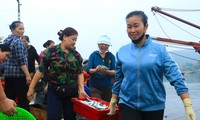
[97,35,112,46]
[86,35,116,102]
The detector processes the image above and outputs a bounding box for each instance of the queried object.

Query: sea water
[164,73,200,120]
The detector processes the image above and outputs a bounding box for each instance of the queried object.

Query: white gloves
[183,98,196,120]
[107,98,117,115]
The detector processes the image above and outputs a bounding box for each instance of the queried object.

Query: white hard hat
[97,35,111,46]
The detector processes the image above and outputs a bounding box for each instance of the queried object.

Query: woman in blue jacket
[108,11,196,120]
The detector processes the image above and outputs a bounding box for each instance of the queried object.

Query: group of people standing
[0,10,197,120]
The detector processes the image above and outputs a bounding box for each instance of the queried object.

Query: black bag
[54,83,78,98]
[34,80,47,106]
[35,80,46,92]
[35,91,46,105]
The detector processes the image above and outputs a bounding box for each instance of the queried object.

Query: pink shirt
[39,50,46,62]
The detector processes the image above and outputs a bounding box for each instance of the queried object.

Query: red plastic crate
[1,79,5,89]
[72,97,119,120]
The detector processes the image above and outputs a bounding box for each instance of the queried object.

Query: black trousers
[4,77,30,111]
[119,103,164,120]
[47,87,78,120]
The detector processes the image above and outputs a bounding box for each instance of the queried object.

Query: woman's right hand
[27,88,35,101]
[0,98,17,116]
[107,98,118,115]
[95,65,101,72]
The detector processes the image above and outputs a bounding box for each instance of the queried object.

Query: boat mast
[151,37,200,54]
[151,6,200,54]
[151,6,200,29]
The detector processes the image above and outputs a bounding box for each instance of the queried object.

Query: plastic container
[1,79,5,89]
[72,97,119,120]
[0,107,36,120]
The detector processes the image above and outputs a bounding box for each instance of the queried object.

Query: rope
[169,51,200,62]
[153,14,171,38]
[154,13,200,40]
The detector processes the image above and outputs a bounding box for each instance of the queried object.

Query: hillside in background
[169,50,200,82]
[170,49,200,66]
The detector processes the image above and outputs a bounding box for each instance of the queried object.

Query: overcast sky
[1,0,200,59]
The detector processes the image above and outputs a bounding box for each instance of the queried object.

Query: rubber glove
[107,98,117,115]
[183,98,196,120]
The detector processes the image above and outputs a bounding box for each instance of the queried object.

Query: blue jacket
[86,51,115,89]
[112,35,188,111]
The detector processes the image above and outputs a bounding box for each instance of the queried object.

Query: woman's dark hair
[57,27,78,40]
[22,35,30,42]
[0,44,11,52]
[9,21,23,31]
[126,10,148,25]
[43,40,54,48]
[83,60,88,65]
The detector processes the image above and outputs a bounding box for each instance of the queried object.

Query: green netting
[0,107,36,120]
